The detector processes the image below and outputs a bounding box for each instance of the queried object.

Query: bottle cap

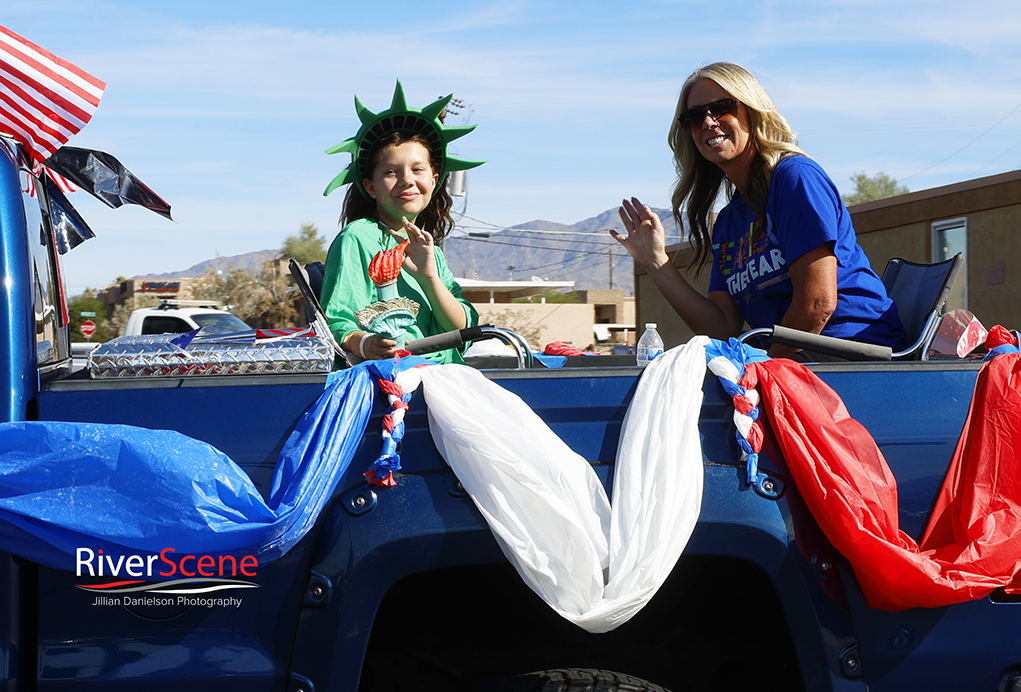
[645,323,657,329]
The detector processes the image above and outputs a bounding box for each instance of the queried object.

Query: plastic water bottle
[636,323,664,366]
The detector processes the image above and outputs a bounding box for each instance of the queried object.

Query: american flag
[0,25,106,167]
[21,167,80,197]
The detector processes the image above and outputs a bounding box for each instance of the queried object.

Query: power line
[511,256,585,274]
[474,231,620,248]
[453,240,629,279]
[516,245,634,277]
[901,98,1021,183]
[973,138,1021,176]
[516,250,631,276]
[465,226,683,247]
[455,228,624,249]
[450,234,629,258]
[456,214,683,242]
[449,212,676,288]
[457,223,621,237]
[447,226,648,280]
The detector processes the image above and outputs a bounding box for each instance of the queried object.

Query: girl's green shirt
[320,218,479,365]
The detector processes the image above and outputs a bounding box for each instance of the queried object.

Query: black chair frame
[741,253,964,361]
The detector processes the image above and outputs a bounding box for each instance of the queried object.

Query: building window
[932,217,967,311]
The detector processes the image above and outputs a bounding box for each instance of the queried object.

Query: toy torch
[354,240,420,349]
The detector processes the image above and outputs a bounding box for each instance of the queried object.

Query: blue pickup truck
[1,133,1018,692]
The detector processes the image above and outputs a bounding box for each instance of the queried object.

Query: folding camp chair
[742,253,964,361]
[288,259,343,357]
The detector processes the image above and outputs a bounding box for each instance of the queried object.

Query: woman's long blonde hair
[669,62,807,272]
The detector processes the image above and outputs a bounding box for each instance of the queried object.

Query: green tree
[193,260,301,329]
[843,171,910,206]
[281,223,327,266]
[68,291,110,342]
[107,294,159,337]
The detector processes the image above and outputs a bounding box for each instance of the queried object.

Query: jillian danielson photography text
[91,595,245,608]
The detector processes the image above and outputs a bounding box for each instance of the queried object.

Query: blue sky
[6,0,1021,294]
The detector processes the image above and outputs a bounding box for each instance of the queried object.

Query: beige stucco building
[96,277,208,317]
[849,170,1021,329]
[460,278,635,350]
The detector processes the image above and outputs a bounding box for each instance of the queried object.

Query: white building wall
[475,303,596,351]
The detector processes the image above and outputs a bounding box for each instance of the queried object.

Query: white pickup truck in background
[123,299,251,336]
[72,301,252,371]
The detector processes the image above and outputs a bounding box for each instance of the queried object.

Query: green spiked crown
[324,80,484,198]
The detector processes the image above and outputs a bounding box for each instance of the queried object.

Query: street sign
[80,311,96,317]
[80,320,97,339]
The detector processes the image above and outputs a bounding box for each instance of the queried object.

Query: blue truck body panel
[0,143,36,423]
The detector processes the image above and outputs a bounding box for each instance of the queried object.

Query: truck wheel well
[358,555,804,692]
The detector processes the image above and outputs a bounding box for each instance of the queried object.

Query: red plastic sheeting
[745,355,1021,611]
[543,342,598,357]
[987,324,1018,350]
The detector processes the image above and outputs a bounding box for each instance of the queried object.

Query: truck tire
[503,668,671,692]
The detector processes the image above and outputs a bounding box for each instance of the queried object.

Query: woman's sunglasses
[678,98,739,131]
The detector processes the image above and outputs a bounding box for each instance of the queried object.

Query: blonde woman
[613,62,904,358]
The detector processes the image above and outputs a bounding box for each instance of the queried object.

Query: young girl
[319,81,483,364]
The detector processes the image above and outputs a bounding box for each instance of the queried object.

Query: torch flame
[368,239,410,285]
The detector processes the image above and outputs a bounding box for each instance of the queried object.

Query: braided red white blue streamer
[706,339,770,484]
[364,357,432,487]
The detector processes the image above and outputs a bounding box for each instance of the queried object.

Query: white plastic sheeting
[417,336,709,633]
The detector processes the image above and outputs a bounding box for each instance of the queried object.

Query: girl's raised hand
[390,216,468,333]
[390,217,437,280]
[610,197,670,271]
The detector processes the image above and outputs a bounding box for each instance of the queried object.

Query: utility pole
[608,249,614,290]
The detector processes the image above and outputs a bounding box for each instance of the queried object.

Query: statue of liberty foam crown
[323,79,484,200]
[324,80,484,349]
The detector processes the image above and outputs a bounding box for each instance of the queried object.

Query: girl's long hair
[668,62,806,272]
[340,131,455,242]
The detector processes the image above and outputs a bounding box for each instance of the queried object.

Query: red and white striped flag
[0,25,106,166]
[21,166,80,198]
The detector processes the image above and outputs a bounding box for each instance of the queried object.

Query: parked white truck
[123,299,251,336]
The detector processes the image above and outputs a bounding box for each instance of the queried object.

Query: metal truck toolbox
[86,332,333,378]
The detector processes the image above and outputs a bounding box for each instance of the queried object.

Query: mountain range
[133,250,281,281]
[134,207,684,297]
[443,207,681,296]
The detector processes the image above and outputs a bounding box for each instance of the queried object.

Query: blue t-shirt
[708,155,905,348]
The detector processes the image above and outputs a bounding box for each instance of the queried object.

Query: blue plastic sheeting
[985,343,1020,360]
[704,337,770,371]
[532,353,567,368]
[0,364,380,572]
